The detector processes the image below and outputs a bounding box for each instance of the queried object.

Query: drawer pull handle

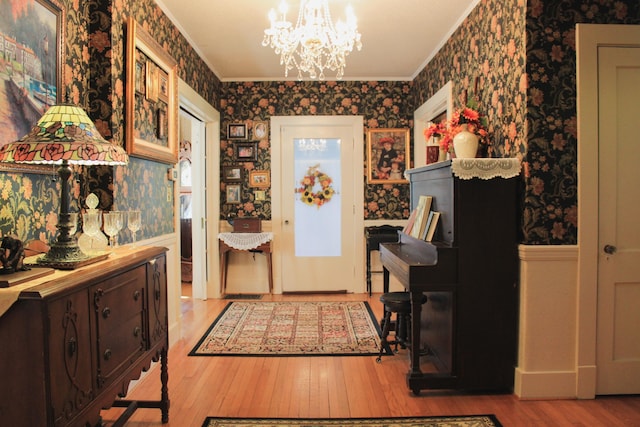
[68,337,77,356]
[102,307,111,318]
[104,349,112,361]
[133,326,141,337]
[133,290,141,301]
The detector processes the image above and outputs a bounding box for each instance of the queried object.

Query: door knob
[284,220,289,225]
[603,244,617,255]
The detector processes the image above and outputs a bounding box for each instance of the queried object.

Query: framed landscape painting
[0,0,64,174]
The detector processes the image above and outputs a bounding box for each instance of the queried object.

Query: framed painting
[253,121,268,140]
[145,61,158,102]
[157,108,167,139]
[226,184,241,204]
[249,170,270,188]
[135,60,146,95]
[223,165,242,182]
[367,128,410,184]
[125,17,178,164]
[234,142,258,161]
[0,0,64,175]
[228,123,247,140]
[158,69,169,103]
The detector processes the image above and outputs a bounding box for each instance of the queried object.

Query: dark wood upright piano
[380,159,521,394]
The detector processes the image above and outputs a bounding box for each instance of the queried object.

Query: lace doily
[219,232,273,250]
[451,158,521,180]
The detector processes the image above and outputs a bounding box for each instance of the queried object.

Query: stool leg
[376,311,392,363]
[397,313,407,348]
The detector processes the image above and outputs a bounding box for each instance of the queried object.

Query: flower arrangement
[296,165,335,208]
[423,99,490,154]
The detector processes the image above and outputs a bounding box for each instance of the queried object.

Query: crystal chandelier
[262,0,362,80]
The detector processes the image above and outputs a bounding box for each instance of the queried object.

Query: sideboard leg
[160,347,170,423]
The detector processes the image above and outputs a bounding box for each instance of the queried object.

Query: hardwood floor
[100,293,640,426]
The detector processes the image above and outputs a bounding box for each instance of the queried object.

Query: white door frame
[575,23,640,399]
[178,79,220,300]
[414,81,453,169]
[271,115,365,294]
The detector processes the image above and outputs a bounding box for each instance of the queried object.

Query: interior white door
[596,45,640,395]
[271,116,364,293]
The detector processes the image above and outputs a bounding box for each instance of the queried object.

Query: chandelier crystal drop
[262,0,362,80]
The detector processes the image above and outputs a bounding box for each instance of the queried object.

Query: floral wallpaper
[0,0,218,245]
[220,80,414,221]
[2,0,640,248]
[93,0,222,240]
[522,0,640,244]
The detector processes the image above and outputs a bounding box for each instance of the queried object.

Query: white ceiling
[155,0,479,82]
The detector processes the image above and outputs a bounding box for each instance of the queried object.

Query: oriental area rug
[189,301,390,356]
[201,415,502,427]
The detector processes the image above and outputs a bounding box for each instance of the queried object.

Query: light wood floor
[101,291,640,427]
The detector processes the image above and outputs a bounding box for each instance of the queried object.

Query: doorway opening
[177,80,220,309]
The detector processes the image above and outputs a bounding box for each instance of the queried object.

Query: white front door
[271,116,364,293]
[596,44,640,395]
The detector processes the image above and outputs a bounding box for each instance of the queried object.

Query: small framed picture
[249,170,270,188]
[226,184,241,204]
[228,123,247,140]
[158,69,169,103]
[234,142,258,161]
[145,60,158,102]
[223,166,242,182]
[253,121,268,140]
[157,108,167,139]
[135,60,145,95]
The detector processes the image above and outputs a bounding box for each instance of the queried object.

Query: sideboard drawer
[98,314,145,386]
[92,265,146,388]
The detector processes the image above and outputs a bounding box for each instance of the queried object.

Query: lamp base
[37,243,108,270]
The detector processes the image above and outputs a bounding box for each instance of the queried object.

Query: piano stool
[376,291,427,363]
[365,225,403,295]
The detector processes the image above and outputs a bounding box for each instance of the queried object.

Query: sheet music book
[411,195,433,239]
[424,211,441,242]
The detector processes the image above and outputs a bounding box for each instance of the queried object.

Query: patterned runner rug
[201,415,502,427]
[189,301,390,356]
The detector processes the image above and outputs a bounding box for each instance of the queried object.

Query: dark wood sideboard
[380,160,519,394]
[0,246,169,426]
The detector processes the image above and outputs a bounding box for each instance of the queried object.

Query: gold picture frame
[125,17,178,164]
[249,170,270,188]
[253,121,268,140]
[367,128,410,184]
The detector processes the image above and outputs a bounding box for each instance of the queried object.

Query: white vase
[453,124,479,159]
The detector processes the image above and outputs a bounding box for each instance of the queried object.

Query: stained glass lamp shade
[0,104,129,268]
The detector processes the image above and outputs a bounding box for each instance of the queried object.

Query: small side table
[219,232,273,294]
[365,225,402,295]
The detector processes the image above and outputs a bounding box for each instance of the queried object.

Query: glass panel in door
[294,138,341,257]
